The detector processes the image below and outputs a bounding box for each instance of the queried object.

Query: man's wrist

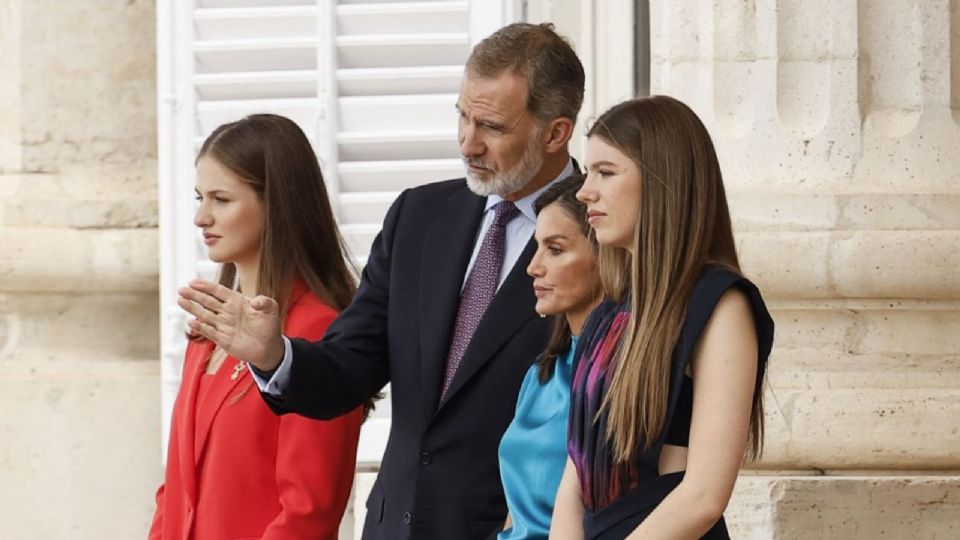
[252,337,285,373]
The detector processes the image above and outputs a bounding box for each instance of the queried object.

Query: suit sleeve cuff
[248,336,293,396]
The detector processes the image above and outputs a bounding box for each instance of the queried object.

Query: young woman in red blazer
[150,114,368,540]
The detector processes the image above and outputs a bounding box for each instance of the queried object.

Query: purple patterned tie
[440,201,521,399]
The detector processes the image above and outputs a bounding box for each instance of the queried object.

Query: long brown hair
[531,172,599,382]
[587,96,762,463]
[196,114,378,416]
[197,114,356,315]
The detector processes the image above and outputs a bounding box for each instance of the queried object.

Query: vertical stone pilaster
[0,0,22,172]
[0,1,160,538]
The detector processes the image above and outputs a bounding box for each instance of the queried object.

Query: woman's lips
[533,286,552,298]
[587,211,606,224]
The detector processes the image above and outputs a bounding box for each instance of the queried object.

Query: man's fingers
[179,285,226,314]
[189,279,234,303]
[178,296,221,326]
[188,318,221,343]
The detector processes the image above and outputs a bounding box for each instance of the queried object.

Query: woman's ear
[542,117,575,154]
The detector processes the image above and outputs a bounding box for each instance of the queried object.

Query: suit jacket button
[419,451,432,465]
[403,511,412,525]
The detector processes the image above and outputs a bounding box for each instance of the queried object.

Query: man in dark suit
[179,22,585,540]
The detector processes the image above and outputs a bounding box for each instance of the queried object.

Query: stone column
[650,0,960,537]
[0,1,160,537]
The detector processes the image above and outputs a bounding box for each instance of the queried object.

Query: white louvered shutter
[158,0,521,465]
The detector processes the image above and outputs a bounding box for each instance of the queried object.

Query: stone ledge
[758,388,960,469]
[727,475,960,539]
[739,230,960,299]
[729,193,960,231]
[0,228,157,293]
[0,292,159,362]
[0,171,158,228]
[769,307,960,356]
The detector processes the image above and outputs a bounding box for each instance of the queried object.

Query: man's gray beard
[464,137,545,197]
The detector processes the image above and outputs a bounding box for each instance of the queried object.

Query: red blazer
[150,285,362,540]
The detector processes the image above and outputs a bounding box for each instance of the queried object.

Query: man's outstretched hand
[177,279,285,372]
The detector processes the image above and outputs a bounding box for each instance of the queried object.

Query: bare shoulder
[693,286,758,372]
[707,287,755,333]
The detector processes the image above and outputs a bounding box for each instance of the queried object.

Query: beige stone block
[18,0,156,172]
[759,387,960,468]
[727,475,960,539]
[0,227,157,293]
[0,0,23,172]
[0,171,157,228]
[770,306,960,356]
[729,193,840,232]
[738,231,960,299]
[768,349,960,391]
[830,231,960,299]
[0,357,161,539]
[729,193,960,232]
[749,308,960,467]
[836,194,960,231]
[0,292,159,363]
[737,232,833,298]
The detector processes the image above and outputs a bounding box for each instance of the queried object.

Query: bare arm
[549,457,585,540]
[626,289,758,540]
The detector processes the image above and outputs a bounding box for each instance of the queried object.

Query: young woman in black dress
[550,96,775,539]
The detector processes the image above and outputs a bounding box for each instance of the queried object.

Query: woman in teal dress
[497,173,603,539]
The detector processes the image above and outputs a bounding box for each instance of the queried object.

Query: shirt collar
[484,158,577,223]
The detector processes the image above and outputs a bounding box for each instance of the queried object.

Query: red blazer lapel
[193,351,250,465]
[177,340,213,506]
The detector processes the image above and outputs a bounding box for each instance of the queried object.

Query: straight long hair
[588,96,762,463]
[197,114,356,316]
[196,115,378,416]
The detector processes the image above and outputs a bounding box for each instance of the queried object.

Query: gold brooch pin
[230,361,248,381]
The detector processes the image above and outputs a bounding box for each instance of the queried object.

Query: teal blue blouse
[497,336,578,540]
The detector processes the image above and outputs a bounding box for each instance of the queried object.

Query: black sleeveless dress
[567,265,775,539]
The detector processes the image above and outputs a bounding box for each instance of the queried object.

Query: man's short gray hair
[466,22,586,124]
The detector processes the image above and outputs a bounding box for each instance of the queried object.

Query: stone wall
[0,0,160,537]
[646,0,960,537]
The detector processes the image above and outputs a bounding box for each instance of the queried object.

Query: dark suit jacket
[262,178,552,540]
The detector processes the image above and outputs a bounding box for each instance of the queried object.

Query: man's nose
[459,124,485,157]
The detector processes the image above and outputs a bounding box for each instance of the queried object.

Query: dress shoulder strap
[660,265,775,443]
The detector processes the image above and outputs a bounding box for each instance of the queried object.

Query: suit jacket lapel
[193,352,250,465]
[176,341,211,506]
[437,236,539,410]
[419,186,486,414]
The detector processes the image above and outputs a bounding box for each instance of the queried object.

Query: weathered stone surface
[729,193,960,231]
[769,305,960,356]
[727,475,960,539]
[0,169,158,228]
[0,292,159,363]
[738,231,960,300]
[0,228,158,293]
[18,0,156,173]
[0,358,161,538]
[0,0,23,172]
